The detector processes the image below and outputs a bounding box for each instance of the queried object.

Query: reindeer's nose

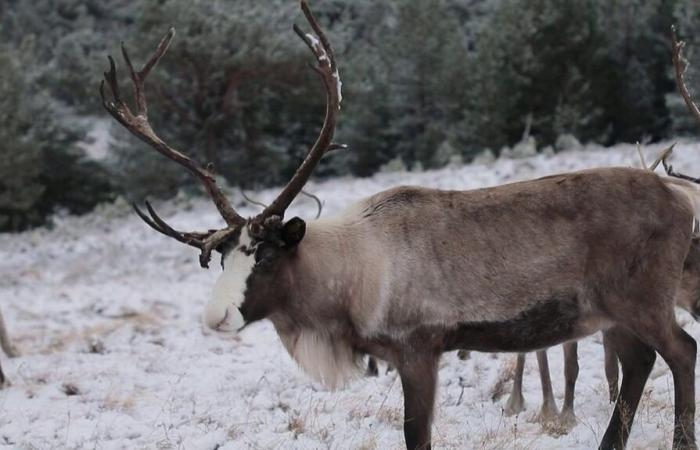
[216,306,245,332]
[203,299,245,332]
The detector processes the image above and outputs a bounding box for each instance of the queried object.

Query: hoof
[558,408,577,430]
[529,402,559,424]
[504,394,526,416]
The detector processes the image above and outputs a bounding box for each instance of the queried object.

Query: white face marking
[203,229,256,332]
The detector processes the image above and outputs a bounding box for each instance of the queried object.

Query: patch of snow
[333,69,342,107]
[1,139,699,448]
[79,118,112,160]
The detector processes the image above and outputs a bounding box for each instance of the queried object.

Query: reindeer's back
[348,167,693,336]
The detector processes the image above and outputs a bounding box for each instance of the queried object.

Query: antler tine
[132,201,235,268]
[259,0,344,220]
[662,28,700,185]
[133,202,210,246]
[672,26,700,127]
[101,29,245,228]
[300,190,323,219]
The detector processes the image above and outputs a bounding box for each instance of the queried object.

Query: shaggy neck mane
[270,218,374,390]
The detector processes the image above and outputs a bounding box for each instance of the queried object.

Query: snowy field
[2,141,700,450]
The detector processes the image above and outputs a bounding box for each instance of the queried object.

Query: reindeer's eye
[254,245,275,267]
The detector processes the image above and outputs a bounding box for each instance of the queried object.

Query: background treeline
[1,0,699,231]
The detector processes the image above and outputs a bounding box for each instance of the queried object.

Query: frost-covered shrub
[471,148,496,165]
[510,137,537,159]
[555,134,583,152]
[379,157,408,174]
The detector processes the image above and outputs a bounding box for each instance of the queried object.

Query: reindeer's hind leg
[599,326,656,450]
[559,341,578,428]
[635,320,697,449]
[504,353,526,416]
[603,332,619,403]
[531,349,559,423]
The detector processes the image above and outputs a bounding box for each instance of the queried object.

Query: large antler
[673,26,700,129]
[101,29,245,268]
[258,0,345,221]
[661,27,700,184]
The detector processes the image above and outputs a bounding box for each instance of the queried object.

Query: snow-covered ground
[2,141,700,450]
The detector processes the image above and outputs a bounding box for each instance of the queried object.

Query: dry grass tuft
[376,406,402,426]
[288,412,306,438]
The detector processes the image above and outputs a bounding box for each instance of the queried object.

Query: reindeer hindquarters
[397,351,439,450]
[599,326,656,450]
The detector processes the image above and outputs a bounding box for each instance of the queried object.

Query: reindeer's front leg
[398,351,439,450]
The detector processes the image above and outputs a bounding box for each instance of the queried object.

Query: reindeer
[505,27,700,429]
[101,4,699,449]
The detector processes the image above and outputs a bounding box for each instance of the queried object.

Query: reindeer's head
[100,0,342,333]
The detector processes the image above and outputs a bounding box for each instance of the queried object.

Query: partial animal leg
[398,352,439,450]
[0,309,18,358]
[603,332,619,403]
[598,326,656,450]
[560,341,579,428]
[505,353,526,416]
[645,322,697,449]
[366,356,379,377]
[531,349,559,423]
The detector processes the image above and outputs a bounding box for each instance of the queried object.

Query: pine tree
[0,44,113,231]
[467,0,606,152]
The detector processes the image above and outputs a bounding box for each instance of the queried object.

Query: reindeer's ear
[281,217,306,247]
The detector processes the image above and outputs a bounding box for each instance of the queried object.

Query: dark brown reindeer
[102,4,698,449]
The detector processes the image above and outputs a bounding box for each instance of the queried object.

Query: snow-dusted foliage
[1,141,700,448]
